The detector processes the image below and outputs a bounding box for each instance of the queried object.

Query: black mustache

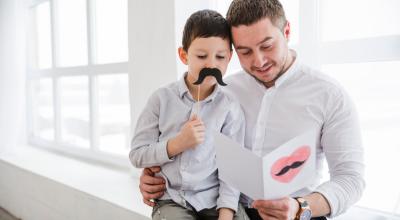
[193,68,227,86]
[275,160,306,176]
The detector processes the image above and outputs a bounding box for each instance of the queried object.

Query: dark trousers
[245,208,327,220]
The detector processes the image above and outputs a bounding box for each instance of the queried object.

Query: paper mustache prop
[193,68,227,86]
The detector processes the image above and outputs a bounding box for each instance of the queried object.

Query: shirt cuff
[151,139,174,165]
[314,182,341,218]
[217,192,240,213]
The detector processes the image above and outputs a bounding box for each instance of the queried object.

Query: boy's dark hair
[226,0,287,31]
[182,9,232,51]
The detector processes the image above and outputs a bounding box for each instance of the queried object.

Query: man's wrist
[291,197,301,219]
[294,197,312,220]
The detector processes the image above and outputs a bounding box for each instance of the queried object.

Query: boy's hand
[218,208,234,220]
[178,115,205,147]
[167,115,205,157]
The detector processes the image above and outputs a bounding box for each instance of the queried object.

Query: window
[323,62,400,213]
[316,0,400,214]
[28,0,130,165]
[320,0,400,42]
[214,0,400,215]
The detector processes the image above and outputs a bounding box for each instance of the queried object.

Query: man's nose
[253,52,266,68]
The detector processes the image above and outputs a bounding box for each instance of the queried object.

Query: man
[137,0,365,219]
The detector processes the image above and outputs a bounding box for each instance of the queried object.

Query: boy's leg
[152,200,196,220]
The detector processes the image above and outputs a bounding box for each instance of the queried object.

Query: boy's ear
[178,47,188,65]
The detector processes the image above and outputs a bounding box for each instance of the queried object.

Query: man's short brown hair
[226,0,287,31]
[182,9,231,52]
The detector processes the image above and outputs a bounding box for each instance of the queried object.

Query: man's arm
[139,166,166,207]
[252,192,330,219]
[252,89,364,219]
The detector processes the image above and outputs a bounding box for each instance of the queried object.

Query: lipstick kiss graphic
[270,146,311,183]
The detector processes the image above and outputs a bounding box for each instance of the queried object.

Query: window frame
[298,0,400,214]
[27,0,131,168]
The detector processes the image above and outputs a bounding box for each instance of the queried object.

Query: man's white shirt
[224,52,365,217]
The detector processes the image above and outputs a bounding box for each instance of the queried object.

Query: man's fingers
[142,190,165,201]
[148,166,161,173]
[143,198,156,207]
[141,181,166,193]
[141,174,165,185]
[258,209,287,220]
[142,167,155,177]
[253,199,290,211]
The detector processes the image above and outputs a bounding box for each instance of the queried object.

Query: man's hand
[252,197,299,220]
[139,166,166,207]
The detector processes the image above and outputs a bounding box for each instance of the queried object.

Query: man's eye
[261,45,272,50]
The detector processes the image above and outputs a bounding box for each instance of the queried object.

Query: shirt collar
[178,73,189,99]
[178,72,221,102]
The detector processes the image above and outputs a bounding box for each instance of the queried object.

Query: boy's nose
[205,58,217,68]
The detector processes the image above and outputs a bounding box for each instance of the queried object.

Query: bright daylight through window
[28,0,130,164]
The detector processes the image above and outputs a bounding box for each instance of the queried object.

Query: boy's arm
[130,92,206,168]
[216,102,246,213]
[218,208,234,220]
[129,91,174,168]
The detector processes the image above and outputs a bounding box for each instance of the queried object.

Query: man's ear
[178,47,188,65]
[283,21,291,41]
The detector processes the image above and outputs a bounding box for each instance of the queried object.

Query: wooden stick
[197,84,200,116]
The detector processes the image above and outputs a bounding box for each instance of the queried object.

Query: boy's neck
[185,75,215,101]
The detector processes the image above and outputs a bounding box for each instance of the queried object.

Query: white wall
[128,0,178,129]
[0,0,26,153]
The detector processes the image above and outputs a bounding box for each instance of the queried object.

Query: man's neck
[263,49,296,88]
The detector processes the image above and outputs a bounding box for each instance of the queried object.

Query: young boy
[129,10,248,220]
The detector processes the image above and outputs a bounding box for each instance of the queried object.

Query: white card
[214,131,317,200]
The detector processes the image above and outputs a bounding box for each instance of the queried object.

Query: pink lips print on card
[270,146,311,183]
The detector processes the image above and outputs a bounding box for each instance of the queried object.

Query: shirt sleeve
[216,101,246,212]
[129,91,174,168]
[314,89,365,217]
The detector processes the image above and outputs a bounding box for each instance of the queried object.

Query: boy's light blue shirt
[129,73,245,212]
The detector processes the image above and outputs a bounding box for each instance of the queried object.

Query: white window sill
[2,146,399,220]
[0,145,152,219]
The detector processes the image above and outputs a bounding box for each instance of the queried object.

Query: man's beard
[245,50,290,87]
